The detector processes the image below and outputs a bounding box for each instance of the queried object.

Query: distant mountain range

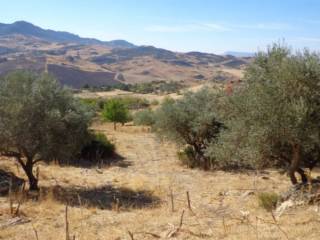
[0,21,250,88]
[224,51,255,58]
[0,21,135,48]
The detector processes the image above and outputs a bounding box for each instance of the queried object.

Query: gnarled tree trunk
[288,144,301,185]
[19,157,39,191]
[25,166,39,191]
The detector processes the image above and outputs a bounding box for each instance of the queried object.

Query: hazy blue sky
[1,0,320,53]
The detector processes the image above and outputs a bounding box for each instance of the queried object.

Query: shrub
[154,90,224,170]
[158,81,183,94]
[132,82,154,94]
[150,99,159,106]
[133,109,155,126]
[258,192,279,211]
[79,98,99,112]
[117,97,150,110]
[80,132,115,164]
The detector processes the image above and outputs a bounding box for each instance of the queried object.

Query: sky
[1,0,320,54]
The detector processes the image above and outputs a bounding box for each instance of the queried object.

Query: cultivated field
[1,122,320,240]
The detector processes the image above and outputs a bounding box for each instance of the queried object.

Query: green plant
[133,109,155,126]
[102,99,130,130]
[0,71,93,191]
[79,98,106,112]
[80,132,115,163]
[150,99,159,106]
[154,89,225,170]
[208,43,320,182]
[258,192,279,211]
[117,97,150,110]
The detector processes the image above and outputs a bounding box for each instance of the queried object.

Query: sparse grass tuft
[257,192,279,211]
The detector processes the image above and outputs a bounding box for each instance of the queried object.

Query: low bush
[150,99,159,106]
[82,81,185,94]
[133,109,155,126]
[79,98,106,112]
[257,192,279,211]
[80,97,149,113]
[80,132,115,164]
[117,97,150,110]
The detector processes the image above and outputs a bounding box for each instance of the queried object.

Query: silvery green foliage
[207,44,320,170]
[133,109,155,126]
[0,71,93,163]
[154,89,224,169]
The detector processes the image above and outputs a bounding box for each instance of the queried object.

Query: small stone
[241,190,255,198]
[275,199,294,218]
[240,210,250,219]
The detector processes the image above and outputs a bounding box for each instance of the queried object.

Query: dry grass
[1,123,320,239]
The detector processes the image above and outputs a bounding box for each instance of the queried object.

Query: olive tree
[154,90,224,169]
[0,71,92,191]
[208,44,320,184]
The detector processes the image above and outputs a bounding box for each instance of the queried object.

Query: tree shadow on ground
[42,184,160,210]
[0,169,25,196]
[55,152,132,169]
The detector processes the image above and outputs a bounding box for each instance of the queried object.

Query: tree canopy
[102,99,130,130]
[0,71,93,190]
[154,90,224,169]
[208,44,320,183]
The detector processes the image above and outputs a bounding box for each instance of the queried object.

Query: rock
[275,181,320,218]
[275,199,294,218]
[240,210,250,220]
[240,190,255,199]
[218,190,241,197]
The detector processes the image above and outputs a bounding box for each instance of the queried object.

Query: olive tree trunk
[19,157,39,191]
[288,144,301,185]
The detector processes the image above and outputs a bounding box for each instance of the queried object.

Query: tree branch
[32,158,43,164]
[0,150,21,158]
[0,150,27,168]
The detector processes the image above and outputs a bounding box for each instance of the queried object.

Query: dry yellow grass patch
[1,123,320,239]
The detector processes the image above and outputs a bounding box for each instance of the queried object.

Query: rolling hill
[0,21,135,48]
[0,21,250,88]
